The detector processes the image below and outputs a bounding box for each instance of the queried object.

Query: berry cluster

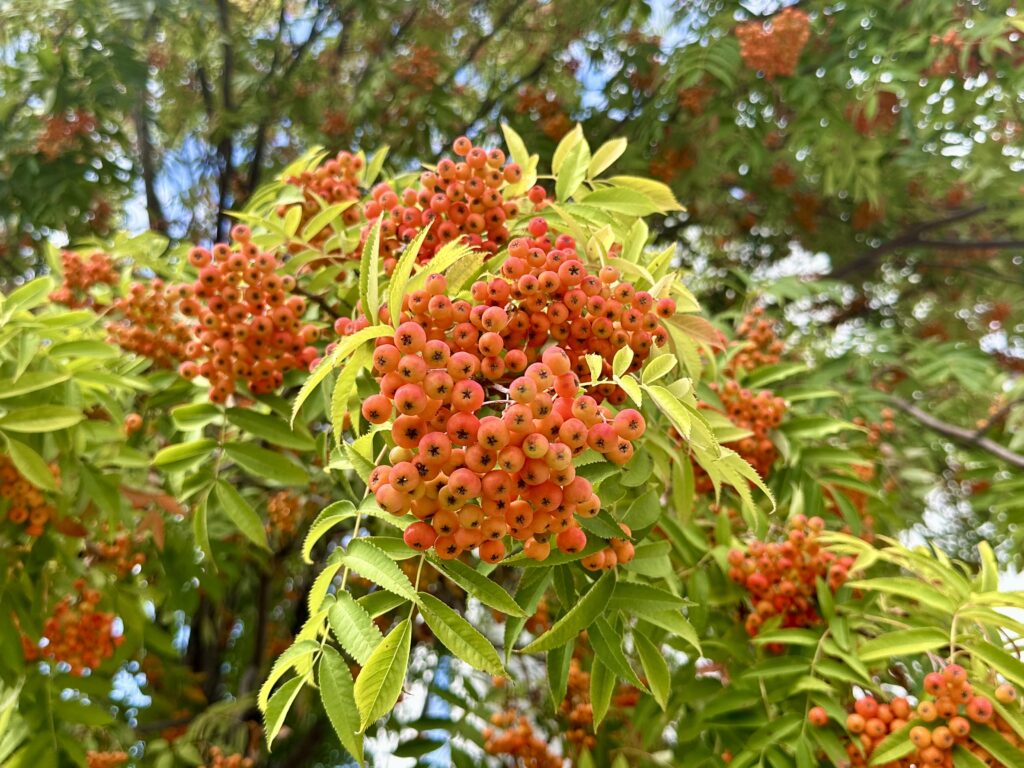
[846,91,901,136]
[648,145,696,183]
[86,752,129,768]
[91,528,146,576]
[1,455,57,536]
[852,408,895,446]
[696,380,785,493]
[927,29,982,78]
[580,523,635,571]
[174,225,320,402]
[770,162,797,189]
[281,150,365,248]
[362,136,540,271]
[824,464,877,537]
[341,224,674,564]
[726,307,784,375]
[851,201,885,232]
[21,581,122,675]
[827,673,1020,767]
[525,597,551,635]
[106,280,192,369]
[36,108,97,160]
[727,515,854,639]
[792,190,821,232]
[49,250,118,308]
[677,84,713,115]
[267,490,306,539]
[319,109,350,138]
[562,657,596,750]
[390,45,441,89]
[514,85,573,140]
[483,710,563,768]
[736,8,811,79]
[205,748,254,768]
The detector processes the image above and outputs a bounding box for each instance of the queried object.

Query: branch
[245,0,289,197]
[915,238,1024,250]
[246,4,335,197]
[973,397,1024,439]
[212,0,236,242]
[296,286,342,320]
[889,397,1024,471]
[458,49,551,137]
[350,6,419,97]
[438,2,519,91]
[134,104,168,233]
[832,205,989,279]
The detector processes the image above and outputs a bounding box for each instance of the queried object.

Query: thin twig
[889,397,1024,471]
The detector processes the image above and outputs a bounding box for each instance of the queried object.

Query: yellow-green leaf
[354,618,411,731]
[319,648,364,766]
[418,592,505,676]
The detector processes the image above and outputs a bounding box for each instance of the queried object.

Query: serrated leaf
[406,240,475,294]
[634,632,669,709]
[612,345,634,378]
[641,353,676,384]
[387,225,433,328]
[264,675,305,749]
[588,618,646,691]
[0,371,70,399]
[551,123,583,175]
[0,406,83,433]
[580,187,660,216]
[590,659,615,727]
[427,556,526,617]
[319,648,364,765]
[587,137,627,178]
[215,480,269,549]
[606,175,683,212]
[965,640,1024,689]
[341,540,419,603]
[858,628,948,662]
[637,611,701,653]
[329,592,383,665]
[867,722,915,765]
[302,201,356,242]
[303,501,357,564]
[354,618,411,731]
[363,145,389,187]
[501,124,530,168]
[646,383,692,440]
[951,745,992,768]
[359,217,383,323]
[555,138,589,202]
[226,408,314,450]
[521,570,615,653]
[4,438,56,491]
[616,375,642,406]
[332,344,370,445]
[224,442,307,485]
[3,277,54,317]
[171,403,221,430]
[847,578,954,613]
[622,489,661,529]
[283,205,302,237]
[259,640,319,711]
[153,438,217,471]
[418,593,504,676]
[291,325,393,425]
[970,725,1023,767]
[192,494,214,567]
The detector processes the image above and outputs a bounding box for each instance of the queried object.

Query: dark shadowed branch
[889,396,1024,471]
